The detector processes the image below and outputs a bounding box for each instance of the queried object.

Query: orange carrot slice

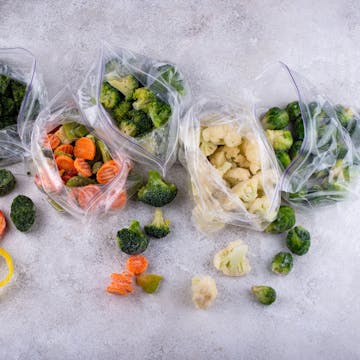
[56,155,75,171]
[106,272,134,295]
[0,211,6,239]
[110,190,127,209]
[96,161,119,184]
[55,144,74,155]
[73,137,96,160]
[77,185,101,209]
[74,158,92,177]
[126,255,148,275]
[45,134,61,149]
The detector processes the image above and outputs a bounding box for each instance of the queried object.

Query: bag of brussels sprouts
[78,41,189,176]
[253,62,356,207]
[179,97,281,233]
[31,87,141,220]
[0,47,47,166]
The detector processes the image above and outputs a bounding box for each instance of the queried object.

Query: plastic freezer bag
[253,62,356,207]
[179,97,281,233]
[0,48,46,166]
[78,42,189,176]
[31,87,138,220]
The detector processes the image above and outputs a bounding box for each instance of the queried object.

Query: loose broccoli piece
[155,64,185,96]
[261,107,289,130]
[286,225,311,255]
[132,87,157,112]
[251,286,276,305]
[113,100,132,125]
[335,104,355,129]
[275,151,291,169]
[100,82,121,109]
[271,252,293,275]
[293,117,304,140]
[286,101,301,121]
[0,169,16,196]
[136,274,163,293]
[265,205,295,233]
[148,100,171,128]
[126,109,154,137]
[10,195,36,232]
[117,220,149,255]
[0,75,11,94]
[137,170,177,207]
[108,74,139,100]
[289,140,302,159]
[266,129,293,151]
[144,208,170,238]
[11,79,26,107]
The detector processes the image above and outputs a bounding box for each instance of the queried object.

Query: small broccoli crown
[275,151,291,169]
[266,129,293,151]
[286,225,311,255]
[271,252,293,275]
[265,205,295,233]
[148,100,171,128]
[293,117,304,140]
[132,87,157,112]
[138,171,177,207]
[289,140,302,159]
[10,195,36,232]
[127,109,154,137]
[117,220,149,255]
[335,104,355,129]
[251,286,276,305]
[144,208,170,238]
[0,169,16,196]
[100,82,121,109]
[113,100,132,125]
[120,118,137,137]
[286,101,301,121]
[262,107,289,130]
[108,74,139,100]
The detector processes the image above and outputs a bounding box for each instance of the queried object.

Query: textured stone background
[1,1,360,359]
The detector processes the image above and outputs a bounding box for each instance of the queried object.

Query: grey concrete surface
[1,1,360,359]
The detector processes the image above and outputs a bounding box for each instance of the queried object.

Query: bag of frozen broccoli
[179,97,281,233]
[253,62,357,207]
[0,48,47,166]
[78,41,189,176]
[31,87,141,220]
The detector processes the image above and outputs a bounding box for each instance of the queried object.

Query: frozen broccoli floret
[335,104,355,129]
[0,169,16,196]
[262,107,289,130]
[287,226,311,255]
[265,205,295,233]
[275,151,291,169]
[251,286,276,305]
[266,129,293,151]
[132,87,157,112]
[128,109,154,137]
[271,252,293,275]
[108,74,139,100]
[286,101,301,121]
[10,195,36,232]
[144,208,170,238]
[113,100,132,125]
[138,170,177,207]
[148,100,171,128]
[100,82,121,109]
[117,220,149,255]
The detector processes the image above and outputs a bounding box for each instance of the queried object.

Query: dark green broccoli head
[286,101,301,121]
[271,252,293,275]
[108,74,139,100]
[0,75,11,95]
[286,225,311,255]
[275,151,291,169]
[132,87,157,112]
[117,220,149,255]
[289,140,302,159]
[251,286,276,305]
[11,79,26,107]
[120,118,138,137]
[293,117,304,140]
[144,208,170,238]
[100,82,121,109]
[261,107,289,130]
[138,170,177,207]
[10,195,36,232]
[155,64,185,96]
[113,100,132,125]
[0,169,16,196]
[148,100,171,128]
[127,109,154,137]
[265,205,295,233]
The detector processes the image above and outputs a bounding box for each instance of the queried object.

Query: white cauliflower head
[242,137,261,165]
[191,276,218,309]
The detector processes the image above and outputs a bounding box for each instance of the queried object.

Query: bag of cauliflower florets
[179,97,281,233]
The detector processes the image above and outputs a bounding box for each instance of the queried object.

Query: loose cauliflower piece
[191,275,218,309]
[224,131,242,147]
[242,138,261,165]
[209,146,226,168]
[202,125,229,145]
[216,161,233,177]
[232,177,258,203]
[224,167,251,186]
[213,240,251,276]
[200,140,217,157]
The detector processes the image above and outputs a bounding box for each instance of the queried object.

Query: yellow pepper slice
[0,248,14,288]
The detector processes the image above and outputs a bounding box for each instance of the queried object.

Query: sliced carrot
[77,185,101,209]
[96,161,120,184]
[46,134,61,149]
[126,255,148,275]
[73,137,96,160]
[0,211,6,238]
[106,272,134,295]
[55,144,74,155]
[74,158,92,177]
[56,155,75,171]
[110,190,127,209]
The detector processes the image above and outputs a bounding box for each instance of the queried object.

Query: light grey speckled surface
[1,1,360,359]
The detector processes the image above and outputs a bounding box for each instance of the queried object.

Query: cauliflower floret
[209,146,226,168]
[248,195,270,216]
[249,162,261,175]
[191,276,218,309]
[213,240,251,276]
[202,125,229,145]
[242,137,261,165]
[232,177,258,203]
[216,161,232,177]
[223,145,241,162]
[223,167,251,186]
[200,140,217,157]
[234,153,250,168]
[224,131,242,147]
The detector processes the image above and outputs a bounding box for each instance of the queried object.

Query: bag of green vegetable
[78,41,189,176]
[31,87,140,220]
[179,97,281,233]
[0,48,47,166]
[253,62,357,207]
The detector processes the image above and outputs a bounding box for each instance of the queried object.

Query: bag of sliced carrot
[31,87,142,219]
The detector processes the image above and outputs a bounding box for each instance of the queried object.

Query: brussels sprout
[286,226,311,255]
[0,169,16,196]
[286,101,301,121]
[251,286,276,305]
[335,104,355,129]
[10,195,36,232]
[289,140,303,159]
[265,205,295,233]
[136,274,163,294]
[275,151,291,169]
[261,107,289,130]
[271,252,293,275]
[293,117,304,140]
[266,129,293,151]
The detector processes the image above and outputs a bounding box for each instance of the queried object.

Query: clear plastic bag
[253,62,356,207]
[78,41,189,176]
[31,87,139,220]
[179,97,281,233]
[0,48,47,166]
